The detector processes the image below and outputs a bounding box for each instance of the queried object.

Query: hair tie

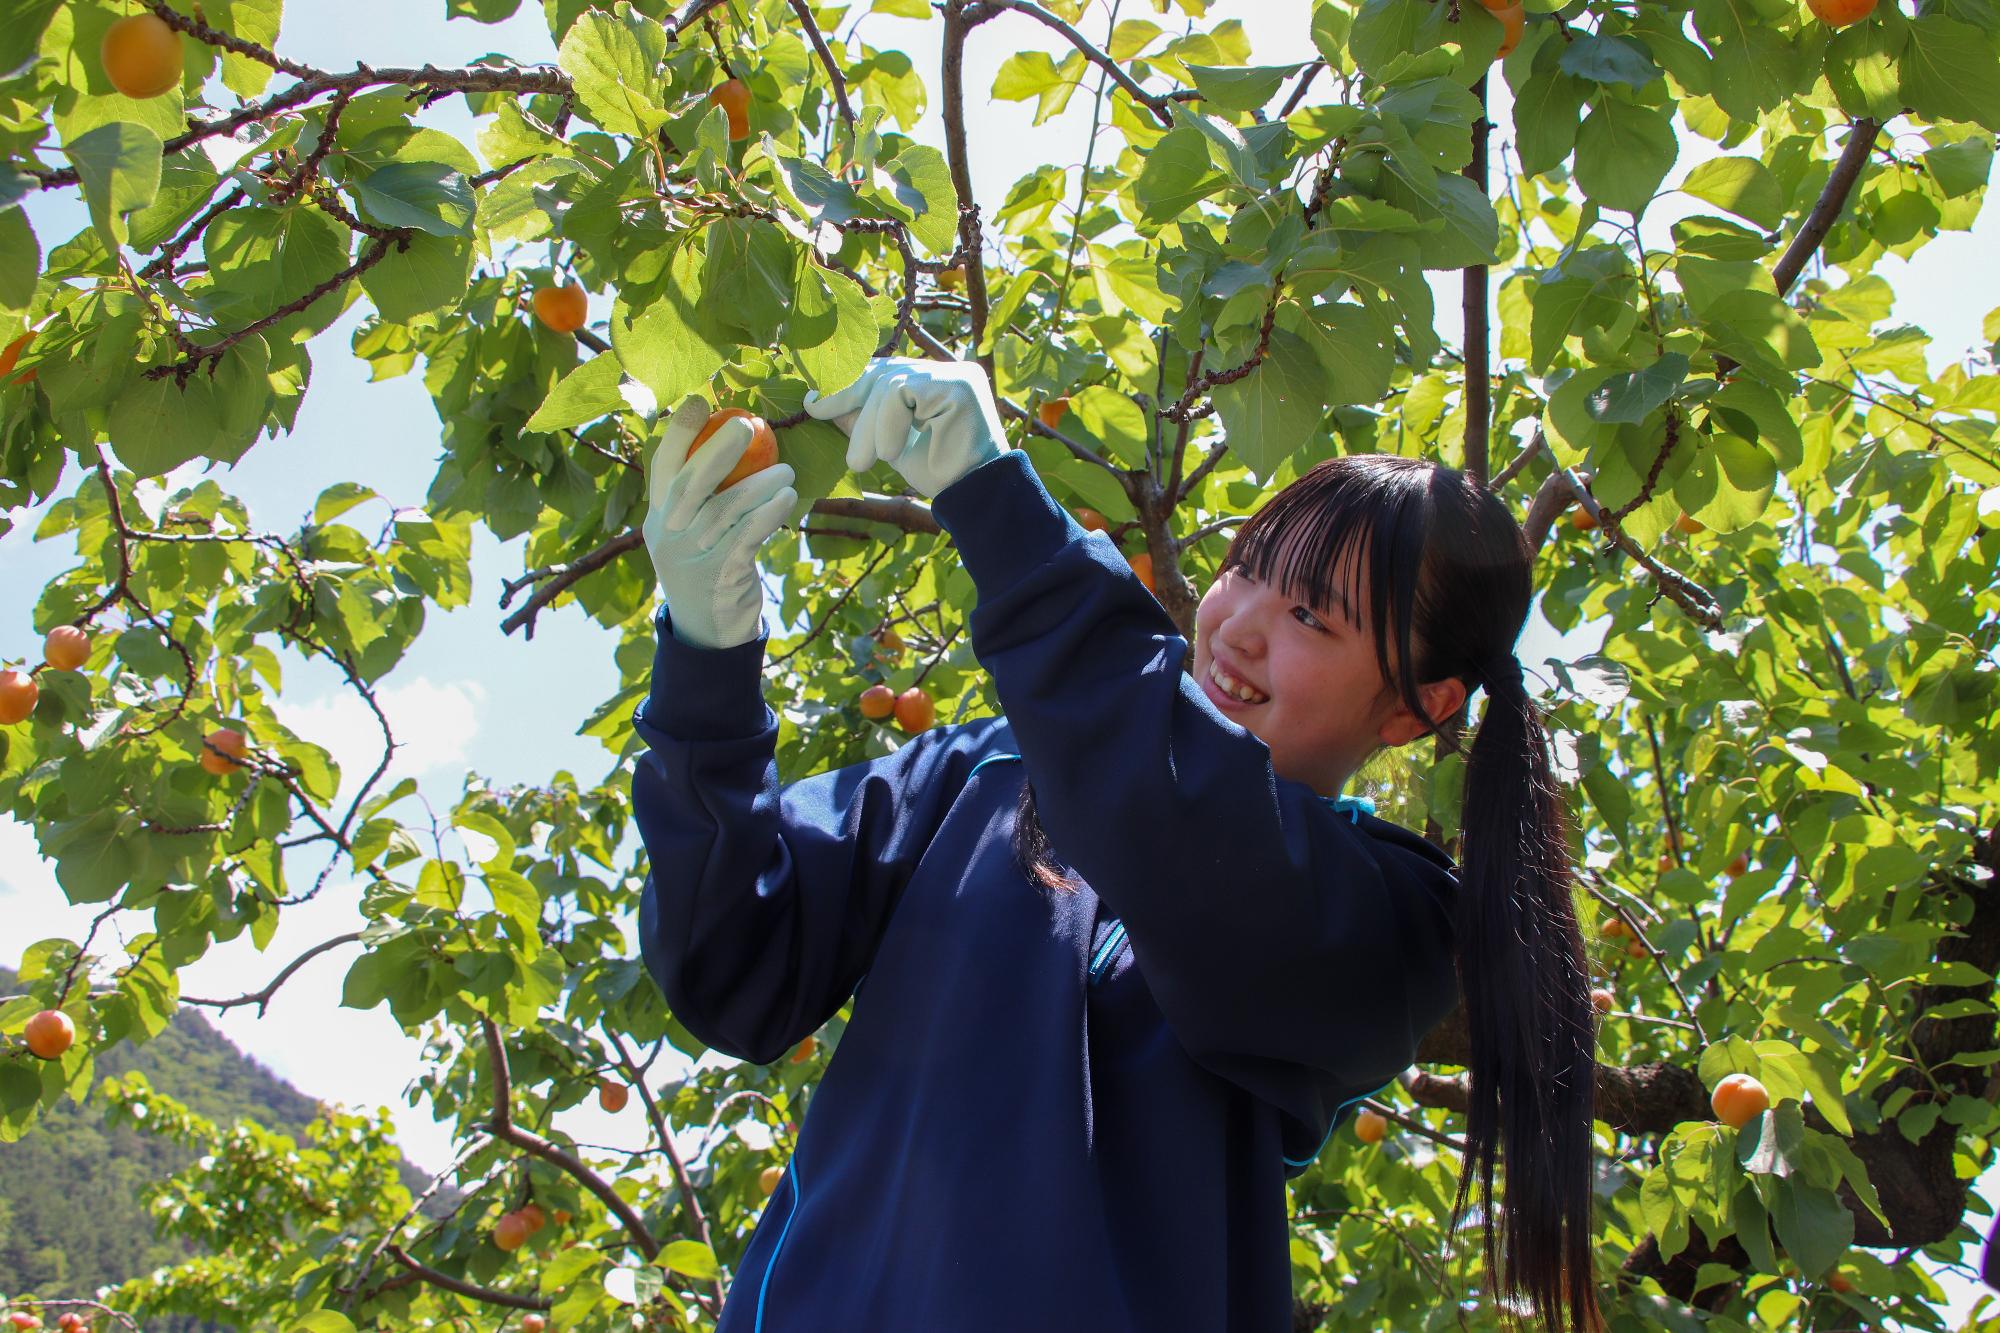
[1480,654,1524,693]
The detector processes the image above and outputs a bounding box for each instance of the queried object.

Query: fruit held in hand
[858,684,896,720]
[893,687,935,734]
[709,78,751,140]
[1711,1072,1769,1128]
[1038,396,1069,430]
[43,627,89,671]
[101,14,183,99]
[1590,987,1615,1014]
[759,1165,785,1196]
[493,1211,532,1252]
[1491,3,1525,57]
[598,1081,629,1113]
[532,283,588,334]
[1353,1108,1388,1144]
[24,1009,74,1060]
[686,408,779,491]
[0,670,38,724]
[1807,0,1877,23]
[200,728,248,776]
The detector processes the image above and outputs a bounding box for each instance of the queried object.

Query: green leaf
[1680,157,1784,229]
[1110,18,1165,59]
[360,233,473,322]
[286,1311,357,1333]
[354,163,475,237]
[1924,137,1994,199]
[875,144,958,256]
[1675,431,1776,531]
[659,1238,720,1281]
[1692,0,1805,121]
[65,121,163,249]
[1512,69,1589,178]
[1586,353,1688,424]
[1070,386,1148,469]
[1701,289,1820,377]
[314,483,379,524]
[1134,125,1226,226]
[1573,98,1677,215]
[485,868,542,937]
[1826,22,1907,121]
[0,207,37,311]
[787,262,876,395]
[1768,1182,1854,1280]
[613,240,730,407]
[1350,0,1451,80]
[1211,327,1326,480]
[108,373,224,478]
[1090,248,1177,323]
[206,206,352,316]
[1299,302,1395,407]
[528,353,628,432]
[766,144,861,228]
[1185,63,1303,113]
[1900,17,2000,132]
[558,5,670,137]
[1558,35,1664,87]
[1707,379,1803,470]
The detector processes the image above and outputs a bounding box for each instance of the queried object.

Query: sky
[2,0,1995,1316]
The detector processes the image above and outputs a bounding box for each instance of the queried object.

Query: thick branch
[939,2,994,376]
[783,0,856,129]
[1524,469,1723,630]
[386,1246,550,1312]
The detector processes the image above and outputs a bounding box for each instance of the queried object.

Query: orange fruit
[1711,1072,1769,1128]
[493,1211,532,1252]
[1676,513,1705,534]
[1073,508,1108,533]
[1491,3,1525,57]
[893,687,935,734]
[938,266,968,292]
[24,1009,75,1060]
[598,1081,629,1113]
[200,728,247,776]
[686,407,780,491]
[0,669,39,724]
[709,78,751,140]
[1625,939,1647,959]
[550,1209,571,1227]
[1571,506,1598,532]
[531,283,588,334]
[1599,917,1629,941]
[521,1316,548,1333]
[1590,987,1615,1014]
[758,1165,785,1196]
[43,626,89,671]
[1807,0,1876,23]
[789,1036,817,1064]
[874,629,906,663]
[1128,552,1157,594]
[1353,1108,1388,1144]
[516,1203,547,1235]
[1037,396,1069,430]
[858,684,896,720]
[1726,851,1750,879]
[100,14,183,99]
[1657,852,1675,871]
[9,1314,43,1331]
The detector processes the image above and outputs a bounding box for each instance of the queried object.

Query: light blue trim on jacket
[1325,793,1375,822]
[756,1154,803,1332]
[1284,1080,1395,1176]
[1088,921,1129,984]
[969,751,1024,778]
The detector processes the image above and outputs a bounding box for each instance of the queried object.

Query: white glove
[642,397,798,650]
[801,357,1009,498]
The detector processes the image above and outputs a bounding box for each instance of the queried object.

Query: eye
[1292,606,1331,634]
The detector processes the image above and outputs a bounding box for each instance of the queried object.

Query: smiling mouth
[1207,660,1269,705]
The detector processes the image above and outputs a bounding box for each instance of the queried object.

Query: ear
[1376,677,1469,748]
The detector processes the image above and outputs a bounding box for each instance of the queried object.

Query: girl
[631,359,1600,1333]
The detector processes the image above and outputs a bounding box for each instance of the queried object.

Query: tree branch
[1462,74,1492,484]
[386,1246,551,1312]
[784,0,856,130]
[939,1,994,376]
[606,1028,725,1315]
[964,0,1175,128]
[181,932,364,1018]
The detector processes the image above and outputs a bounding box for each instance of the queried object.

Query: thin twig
[784,0,856,129]
[181,932,363,1017]
[964,0,1174,128]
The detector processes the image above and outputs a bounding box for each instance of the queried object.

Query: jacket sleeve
[630,607,999,1066]
[928,452,1461,1128]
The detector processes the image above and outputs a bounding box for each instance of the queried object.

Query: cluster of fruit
[5,1310,91,1331]
[0,627,87,724]
[492,1200,567,1253]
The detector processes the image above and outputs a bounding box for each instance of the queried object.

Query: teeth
[1209,662,1268,704]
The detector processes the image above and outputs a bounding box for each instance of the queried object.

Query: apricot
[493,1211,532,1252]
[874,629,906,663]
[1827,1272,1854,1293]
[709,78,751,140]
[1711,1072,1769,1128]
[0,669,39,724]
[24,1009,74,1060]
[1571,506,1598,532]
[598,1081,629,1113]
[521,1316,547,1333]
[1037,396,1069,430]
[1599,917,1629,941]
[789,1035,817,1064]
[1657,853,1674,871]
[516,1202,547,1235]
[759,1165,785,1196]
[686,407,780,492]
[43,626,89,671]
[1807,0,1876,23]
[1726,851,1750,879]
[551,1209,571,1227]
[1625,939,1647,959]
[894,687,935,734]
[1353,1108,1388,1144]
[1590,987,1615,1014]
[1491,3,1525,57]
[101,13,183,99]
[200,728,248,776]
[9,1314,42,1331]
[531,283,588,334]
[937,265,968,292]
[1128,552,1157,594]
[858,684,896,720]
[1073,507,1109,533]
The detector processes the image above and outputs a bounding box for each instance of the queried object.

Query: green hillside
[0,965,447,1327]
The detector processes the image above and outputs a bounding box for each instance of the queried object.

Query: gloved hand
[642,397,798,650]
[801,356,1009,498]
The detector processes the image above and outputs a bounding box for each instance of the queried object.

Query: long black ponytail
[1010,454,1602,1333]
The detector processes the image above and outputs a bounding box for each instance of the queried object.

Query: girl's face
[1192,556,1462,797]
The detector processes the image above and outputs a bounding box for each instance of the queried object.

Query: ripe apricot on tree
[937,265,968,292]
[686,408,780,491]
[709,78,751,140]
[0,670,39,725]
[759,1165,785,1196]
[1571,506,1599,533]
[516,1203,547,1235]
[1726,851,1750,879]
[1128,552,1157,594]
[1625,939,1647,959]
[790,1035,818,1063]
[1590,987,1615,1014]
[858,684,896,720]
[551,1209,571,1227]
[873,629,906,663]
[1807,0,1877,23]
[1711,1072,1769,1128]
[200,728,248,776]
[101,14,183,99]
[1037,396,1070,430]
[1599,917,1629,941]
[1827,1271,1854,1293]
[531,283,588,334]
[43,626,89,671]
[1353,1108,1388,1144]
[24,1009,74,1060]
[493,1211,532,1252]
[1491,4,1525,58]
[1073,507,1109,533]
[9,1312,43,1331]
[520,1315,548,1333]
[598,1081,630,1113]
[894,687,935,734]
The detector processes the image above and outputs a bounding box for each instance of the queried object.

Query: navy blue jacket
[633,450,1461,1331]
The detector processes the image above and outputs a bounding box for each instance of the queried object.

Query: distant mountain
[0,965,452,1330]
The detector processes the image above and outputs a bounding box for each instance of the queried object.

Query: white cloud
[273,674,487,812]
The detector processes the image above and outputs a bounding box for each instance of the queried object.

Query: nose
[1214,596,1268,662]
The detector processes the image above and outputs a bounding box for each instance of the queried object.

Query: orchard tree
[1,0,1997,1330]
